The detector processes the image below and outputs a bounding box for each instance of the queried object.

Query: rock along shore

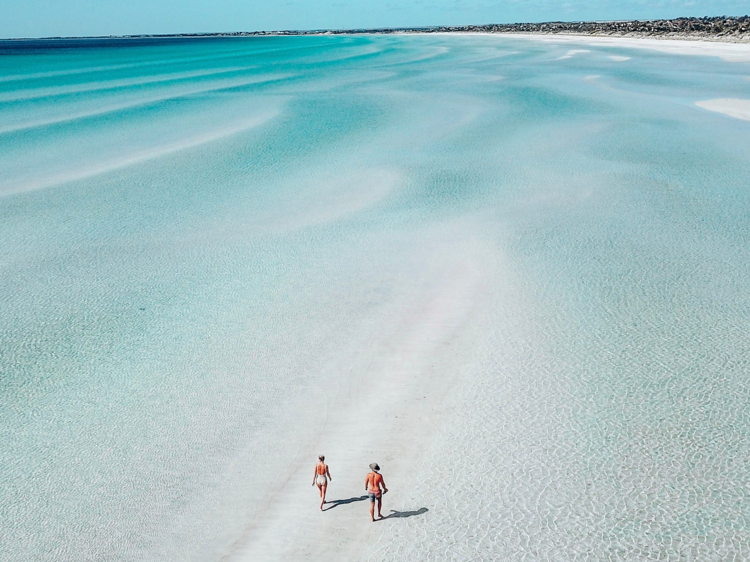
[8,16,750,44]
[253,16,750,43]
[179,17,750,43]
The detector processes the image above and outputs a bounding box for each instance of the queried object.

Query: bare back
[366,471,384,492]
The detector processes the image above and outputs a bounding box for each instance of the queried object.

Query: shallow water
[1,35,750,561]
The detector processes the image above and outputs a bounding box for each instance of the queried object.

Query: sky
[0,0,747,39]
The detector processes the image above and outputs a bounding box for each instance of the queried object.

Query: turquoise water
[2,35,750,561]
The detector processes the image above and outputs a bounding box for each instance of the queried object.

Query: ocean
[1,34,750,561]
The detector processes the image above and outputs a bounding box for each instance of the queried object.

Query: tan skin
[365,471,388,521]
[312,457,332,510]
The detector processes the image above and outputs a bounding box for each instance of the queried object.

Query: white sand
[695,98,750,121]
[555,49,590,60]
[445,32,750,62]
[222,233,497,561]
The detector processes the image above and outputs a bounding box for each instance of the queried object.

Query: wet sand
[225,232,497,561]
[696,98,750,121]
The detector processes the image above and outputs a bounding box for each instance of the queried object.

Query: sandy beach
[498,32,750,61]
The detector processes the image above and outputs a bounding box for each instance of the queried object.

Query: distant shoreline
[3,16,749,43]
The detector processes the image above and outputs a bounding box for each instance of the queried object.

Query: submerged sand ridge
[695,98,750,121]
[226,224,496,561]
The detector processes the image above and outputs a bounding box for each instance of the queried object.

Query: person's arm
[381,476,388,494]
[365,475,369,491]
[326,465,332,481]
[313,466,317,486]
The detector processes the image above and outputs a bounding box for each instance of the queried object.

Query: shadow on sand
[378,507,429,520]
[322,495,369,511]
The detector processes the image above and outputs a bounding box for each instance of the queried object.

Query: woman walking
[312,455,332,510]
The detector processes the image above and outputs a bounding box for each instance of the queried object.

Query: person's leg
[369,496,375,521]
[320,483,327,510]
[377,495,383,519]
[317,483,322,498]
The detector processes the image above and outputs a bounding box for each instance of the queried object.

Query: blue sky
[1,0,747,39]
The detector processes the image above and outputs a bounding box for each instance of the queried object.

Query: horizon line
[1,14,748,42]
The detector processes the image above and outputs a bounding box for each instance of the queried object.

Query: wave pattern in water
[1,35,750,562]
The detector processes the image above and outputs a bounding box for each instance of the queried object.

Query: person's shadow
[378,507,428,520]
[322,495,369,511]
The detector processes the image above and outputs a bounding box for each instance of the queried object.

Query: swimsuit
[316,463,327,486]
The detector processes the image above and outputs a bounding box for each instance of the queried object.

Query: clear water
[1,35,750,561]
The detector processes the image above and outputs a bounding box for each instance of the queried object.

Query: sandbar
[696,98,750,121]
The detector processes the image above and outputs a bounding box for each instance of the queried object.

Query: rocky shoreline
[8,16,750,44]
[254,16,750,43]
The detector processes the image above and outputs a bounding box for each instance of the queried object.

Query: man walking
[365,463,388,521]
